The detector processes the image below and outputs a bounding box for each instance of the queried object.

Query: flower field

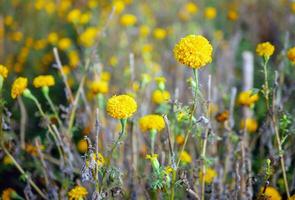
[1,0,295,199]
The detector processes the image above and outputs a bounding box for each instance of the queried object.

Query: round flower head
[240,118,258,133]
[199,168,217,184]
[120,14,137,26]
[139,114,165,132]
[68,186,88,200]
[256,42,275,58]
[90,80,109,94]
[152,89,170,104]
[259,186,281,200]
[287,46,295,64]
[33,75,55,88]
[238,90,259,107]
[107,94,137,119]
[0,65,8,78]
[204,7,217,20]
[180,150,192,163]
[11,77,28,99]
[174,35,213,69]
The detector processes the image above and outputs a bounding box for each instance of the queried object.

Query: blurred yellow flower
[47,32,59,45]
[67,9,81,23]
[2,188,16,200]
[139,114,165,132]
[199,168,217,184]
[153,28,167,40]
[79,27,98,47]
[132,81,140,92]
[256,42,275,58]
[109,56,118,66]
[33,75,55,88]
[101,71,111,82]
[176,135,185,145]
[107,94,137,119]
[287,47,295,64]
[238,90,259,106]
[88,0,98,8]
[227,9,239,21]
[139,25,150,37]
[260,186,281,200]
[4,16,14,26]
[77,140,88,153]
[113,0,125,14]
[204,7,217,20]
[58,38,72,50]
[68,186,88,200]
[291,2,295,13]
[69,51,80,67]
[90,80,109,94]
[3,155,13,165]
[11,77,28,99]
[45,2,56,14]
[185,2,198,14]
[80,12,92,25]
[240,118,258,133]
[9,31,23,42]
[152,89,170,104]
[180,150,192,163]
[120,14,137,26]
[25,144,45,156]
[0,65,9,79]
[174,35,213,69]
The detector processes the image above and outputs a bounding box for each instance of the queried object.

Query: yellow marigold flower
[152,89,170,104]
[77,139,88,153]
[204,7,217,20]
[238,90,259,106]
[139,25,150,37]
[120,14,137,26]
[153,28,167,40]
[256,42,275,58]
[80,12,92,25]
[2,188,16,200]
[106,94,137,119]
[79,27,98,47]
[185,2,198,14]
[240,118,258,133]
[142,43,153,53]
[227,9,238,21]
[199,168,217,184]
[287,46,295,64]
[48,32,59,45]
[33,75,55,88]
[90,80,109,94]
[215,111,229,123]
[180,150,192,163]
[259,186,281,200]
[176,135,185,145]
[45,2,56,14]
[11,77,28,99]
[113,0,125,14]
[139,114,165,132]
[69,51,80,67]
[0,65,8,78]
[174,35,213,69]
[67,9,81,23]
[58,37,72,50]
[68,186,88,200]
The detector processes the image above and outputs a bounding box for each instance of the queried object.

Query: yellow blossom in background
[176,135,185,145]
[204,7,217,20]
[215,110,229,123]
[259,186,282,200]
[142,43,153,53]
[174,35,213,69]
[88,0,98,8]
[152,89,170,104]
[80,12,92,25]
[2,188,16,200]
[9,31,23,42]
[33,75,55,88]
[68,186,88,200]
[34,39,47,50]
[109,56,118,66]
[44,1,56,15]
[256,42,275,58]
[4,16,14,26]
[3,155,13,165]
[113,0,125,14]
[67,9,81,23]
[238,90,259,106]
[61,65,71,75]
[132,82,140,92]
[101,71,111,82]
[227,9,239,21]
[287,47,295,64]
[120,14,137,26]
[153,28,167,40]
[25,144,45,156]
[139,114,165,132]
[185,2,198,14]
[107,94,137,119]
[69,51,80,67]
[240,118,258,133]
[58,37,72,51]
[79,27,99,47]
[0,65,8,78]
[90,80,109,94]
[77,140,88,153]
[199,168,217,184]
[47,32,59,45]
[11,77,28,99]
[291,2,295,13]
[180,150,192,163]
[139,25,150,37]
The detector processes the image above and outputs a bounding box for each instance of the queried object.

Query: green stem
[150,129,157,154]
[263,58,270,110]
